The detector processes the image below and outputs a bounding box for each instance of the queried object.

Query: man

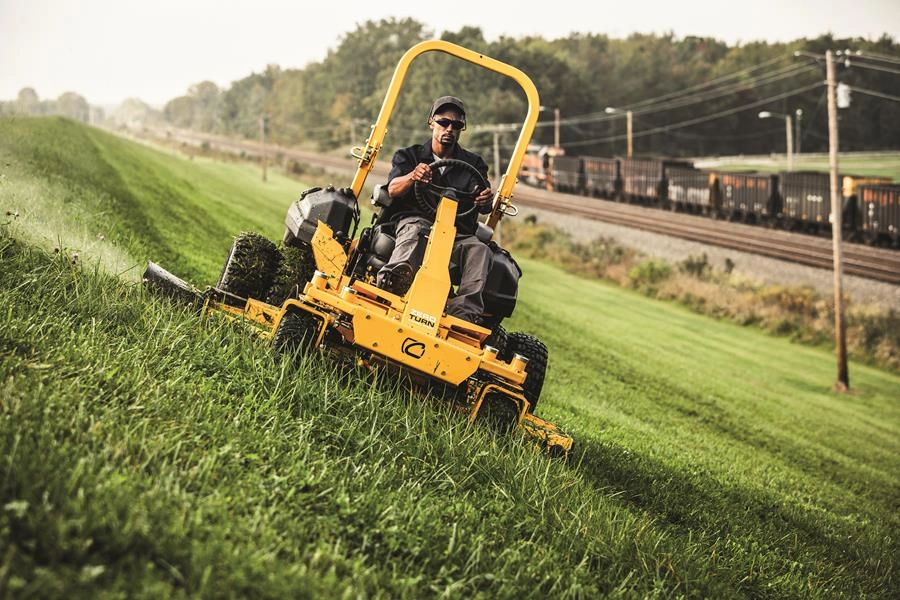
[376,95,493,323]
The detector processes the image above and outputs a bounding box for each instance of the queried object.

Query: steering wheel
[413,158,489,221]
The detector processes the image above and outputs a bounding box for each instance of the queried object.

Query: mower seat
[364,221,397,273]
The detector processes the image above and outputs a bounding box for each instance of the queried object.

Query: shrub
[847,308,900,370]
[678,253,711,279]
[628,260,672,293]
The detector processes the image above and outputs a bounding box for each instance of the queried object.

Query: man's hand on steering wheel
[473,184,493,209]
[410,163,432,185]
[413,158,490,220]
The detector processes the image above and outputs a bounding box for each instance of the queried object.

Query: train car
[515,147,896,250]
[665,167,720,215]
[779,171,833,232]
[858,183,900,247]
[841,175,893,235]
[582,156,620,199]
[549,155,583,194]
[620,158,693,205]
[620,158,665,204]
[717,171,779,223]
[781,171,892,237]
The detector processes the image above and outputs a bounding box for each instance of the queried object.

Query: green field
[2,117,898,598]
[697,152,900,180]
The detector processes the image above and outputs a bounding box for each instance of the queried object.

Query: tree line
[1,87,95,123]
[5,19,898,165]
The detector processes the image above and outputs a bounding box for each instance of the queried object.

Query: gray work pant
[377,215,492,321]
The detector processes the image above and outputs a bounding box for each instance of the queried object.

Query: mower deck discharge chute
[143,40,573,457]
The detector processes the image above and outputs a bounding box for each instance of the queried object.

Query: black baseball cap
[430,96,466,121]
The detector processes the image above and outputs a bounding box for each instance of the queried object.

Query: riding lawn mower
[143,40,574,456]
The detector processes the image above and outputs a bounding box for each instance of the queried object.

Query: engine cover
[283,185,357,246]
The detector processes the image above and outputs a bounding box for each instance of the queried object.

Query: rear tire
[218,232,280,300]
[501,332,548,413]
[482,323,509,357]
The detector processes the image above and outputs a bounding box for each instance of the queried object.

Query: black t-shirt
[386,140,490,236]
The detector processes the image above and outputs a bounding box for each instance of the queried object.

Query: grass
[697,153,900,180]
[500,218,900,372]
[1,116,898,598]
[0,116,300,284]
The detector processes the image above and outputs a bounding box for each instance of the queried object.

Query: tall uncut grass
[1,117,898,598]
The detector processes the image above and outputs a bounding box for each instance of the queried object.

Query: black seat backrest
[371,184,392,213]
[371,184,402,225]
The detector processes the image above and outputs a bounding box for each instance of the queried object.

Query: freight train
[518,149,900,248]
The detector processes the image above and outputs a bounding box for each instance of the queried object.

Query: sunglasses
[433,117,466,131]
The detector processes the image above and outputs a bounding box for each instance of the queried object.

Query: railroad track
[137,127,900,286]
[512,186,900,285]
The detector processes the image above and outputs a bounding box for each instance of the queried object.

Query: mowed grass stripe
[507,258,898,544]
[0,117,302,283]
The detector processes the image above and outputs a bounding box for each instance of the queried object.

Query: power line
[617,53,792,110]
[527,49,893,149]
[559,81,823,148]
[483,77,826,151]
[537,62,820,130]
[626,64,820,116]
[849,86,900,102]
[570,52,798,122]
[413,48,894,155]
[847,50,900,65]
[845,60,900,76]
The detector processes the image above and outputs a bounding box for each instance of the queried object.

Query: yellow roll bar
[348,39,540,230]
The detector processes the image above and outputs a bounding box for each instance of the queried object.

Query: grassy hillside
[1,117,898,598]
[0,116,301,284]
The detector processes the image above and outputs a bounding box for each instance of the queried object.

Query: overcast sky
[2,0,898,107]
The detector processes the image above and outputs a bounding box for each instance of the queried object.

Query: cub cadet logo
[402,337,426,359]
[409,309,437,329]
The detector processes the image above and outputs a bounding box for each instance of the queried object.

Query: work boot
[381,262,414,296]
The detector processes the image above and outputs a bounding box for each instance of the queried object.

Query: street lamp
[758,110,794,171]
[795,109,803,155]
[604,106,633,158]
[539,105,560,149]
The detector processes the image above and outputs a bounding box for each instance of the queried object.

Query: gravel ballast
[513,206,900,312]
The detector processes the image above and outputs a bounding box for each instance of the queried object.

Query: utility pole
[492,130,501,189]
[826,50,849,391]
[553,107,560,149]
[491,127,503,245]
[470,121,521,240]
[784,114,794,172]
[259,115,268,182]
[481,123,518,243]
[626,110,633,158]
[471,122,518,182]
